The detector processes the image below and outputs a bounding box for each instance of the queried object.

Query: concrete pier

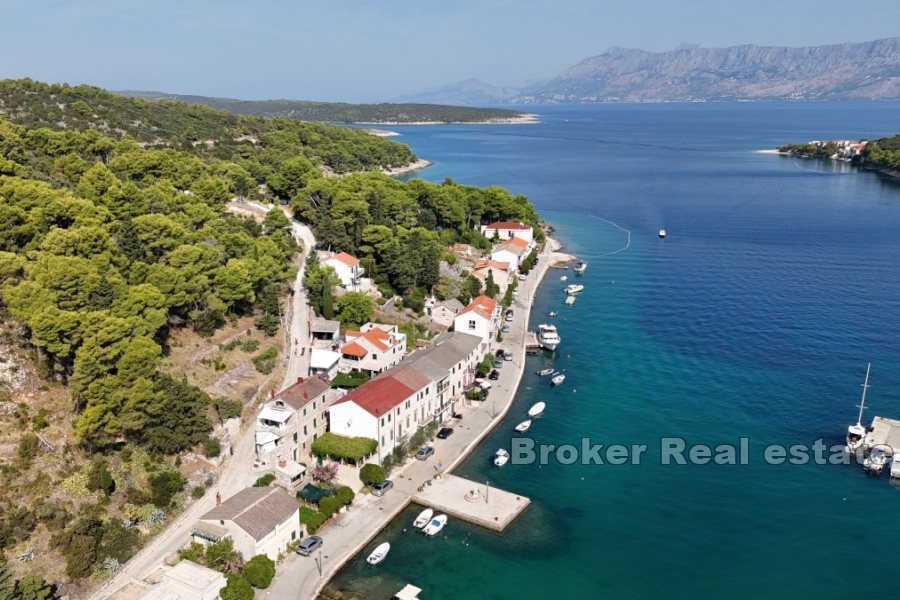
[413,474,531,532]
[864,416,900,450]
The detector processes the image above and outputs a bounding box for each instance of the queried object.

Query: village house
[481,221,534,244]
[309,316,341,347]
[453,295,500,351]
[339,323,407,376]
[309,348,341,379]
[403,331,481,422]
[322,251,365,291]
[135,560,226,600]
[254,376,336,482]
[192,487,300,561]
[425,297,463,329]
[490,237,531,272]
[472,258,512,294]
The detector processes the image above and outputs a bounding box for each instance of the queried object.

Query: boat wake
[589,215,631,256]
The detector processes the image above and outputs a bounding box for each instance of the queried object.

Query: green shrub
[330,371,371,390]
[205,537,243,573]
[318,496,341,518]
[216,399,243,420]
[312,432,377,463]
[179,542,206,564]
[252,347,278,374]
[299,506,317,524]
[240,338,260,352]
[191,486,206,499]
[335,486,355,506]
[86,461,116,497]
[242,555,276,588]
[203,437,221,458]
[254,473,275,487]
[220,574,254,600]
[149,470,186,507]
[359,463,385,486]
[305,511,327,534]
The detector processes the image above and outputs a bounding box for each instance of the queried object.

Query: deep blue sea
[330,103,900,599]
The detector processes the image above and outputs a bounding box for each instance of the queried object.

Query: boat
[564,284,584,295]
[565,296,576,305]
[550,372,566,386]
[413,508,434,529]
[514,420,532,433]
[494,449,510,467]
[537,324,561,351]
[423,514,448,536]
[864,445,892,475]
[659,229,667,238]
[560,275,567,281]
[845,363,871,453]
[367,542,391,565]
[536,367,555,377]
[548,310,558,317]
[528,402,546,417]
[574,260,587,275]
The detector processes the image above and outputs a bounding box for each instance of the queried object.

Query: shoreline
[354,113,540,126]
[306,234,571,599]
[381,157,432,177]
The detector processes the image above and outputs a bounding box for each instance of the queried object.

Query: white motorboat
[550,372,566,386]
[528,402,546,417]
[423,514,448,536]
[565,295,576,305]
[659,229,667,238]
[548,310,558,317]
[537,324,561,351]
[574,261,587,275]
[367,542,390,565]
[845,363,871,453]
[560,275,568,281]
[494,449,510,467]
[864,445,892,475]
[413,508,434,529]
[514,419,532,433]
[564,284,584,295]
[536,367,555,376]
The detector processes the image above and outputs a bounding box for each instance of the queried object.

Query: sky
[2,0,898,102]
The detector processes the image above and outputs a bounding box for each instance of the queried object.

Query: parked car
[495,348,506,359]
[296,535,323,556]
[488,369,500,380]
[505,312,514,322]
[372,480,394,496]
[436,427,454,439]
[415,445,435,460]
[501,324,510,333]
[503,350,514,361]
[518,273,528,281]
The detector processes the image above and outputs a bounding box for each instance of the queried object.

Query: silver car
[296,535,323,556]
[372,479,394,496]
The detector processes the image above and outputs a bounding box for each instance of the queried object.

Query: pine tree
[322,283,334,320]
[15,574,55,600]
[0,561,14,600]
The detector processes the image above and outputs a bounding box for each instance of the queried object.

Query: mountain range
[400,37,900,104]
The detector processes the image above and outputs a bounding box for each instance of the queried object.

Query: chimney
[270,389,275,399]
[297,376,304,384]
[304,391,309,400]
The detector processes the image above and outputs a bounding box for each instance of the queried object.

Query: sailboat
[845,363,871,453]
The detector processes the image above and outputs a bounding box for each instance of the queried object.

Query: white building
[309,348,341,379]
[136,561,226,600]
[339,323,407,376]
[193,487,300,561]
[426,297,463,329]
[490,237,531,272]
[481,221,534,244]
[453,295,499,351]
[472,258,512,294]
[322,251,365,290]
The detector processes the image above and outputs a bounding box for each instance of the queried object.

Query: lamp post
[316,549,323,576]
[485,480,490,504]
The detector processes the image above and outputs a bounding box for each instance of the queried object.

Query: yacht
[537,324,561,351]
[536,367,555,376]
[864,445,892,475]
[514,419,532,433]
[659,229,667,238]
[413,508,434,529]
[367,542,390,565]
[528,402,546,417]
[423,514,448,536]
[564,284,584,295]
[574,261,587,275]
[550,372,566,386]
[494,449,510,467]
[845,363,871,453]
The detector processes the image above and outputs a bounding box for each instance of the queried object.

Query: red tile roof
[330,252,359,266]
[341,341,368,358]
[485,221,530,231]
[275,376,330,411]
[459,295,498,320]
[331,376,414,416]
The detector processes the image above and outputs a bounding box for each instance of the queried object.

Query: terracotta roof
[474,259,510,272]
[485,221,530,230]
[200,487,298,541]
[341,341,368,358]
[329,252,359,266]
[379,364,432,392]
[458,295,497,320]
[494,237,529,256]
[331,375,414,416]
[275,376,330,410]
[343,326,393,354]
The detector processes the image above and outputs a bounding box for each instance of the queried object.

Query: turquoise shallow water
[329,103,900,599]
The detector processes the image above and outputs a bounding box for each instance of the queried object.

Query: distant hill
[527,37,900,102]
[394,78,524,105]
[118,90,529,123]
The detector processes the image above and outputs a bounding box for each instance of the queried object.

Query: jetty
[413,474,530,533]
[863,416,900,452]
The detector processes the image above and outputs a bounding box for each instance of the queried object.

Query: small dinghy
[536,367,555,376]
[423,514,448,536]
[413,507,434,529]
[548,310,558,317]
[528,402,546,417]
[560,275,568,281]
[574,260,587,274]
[494,449,510,467]
[514,419,532,433]
[367,542,390,565]
[551,373,566,386]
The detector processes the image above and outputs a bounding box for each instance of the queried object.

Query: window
[313,433,318,441]
[381,418,385,426]
[313,401,317,410]
[303,425,308,435]
[291,530,297,541]
[293,433,297,442]
[220,520,225,526]
[381,436,385,446]
[313,418,317,428]
[303,408,307,417]
[468,320,476,330]
[372,354,378,360]
[387,414,391,422]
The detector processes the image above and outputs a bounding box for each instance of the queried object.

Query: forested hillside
[858,134,900,174]
[0,79,417,173]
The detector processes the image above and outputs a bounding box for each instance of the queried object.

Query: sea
[328,103,900,599]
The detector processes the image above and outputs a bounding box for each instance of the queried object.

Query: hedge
[312,432,377,463]
[359,463,386,486]
[319,496,341,518]
[335,486,355,506]
[330,371,371,389]
[242,555,275,589]
[305,511,327,534]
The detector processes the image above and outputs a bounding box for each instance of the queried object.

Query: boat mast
[856,362,871,427]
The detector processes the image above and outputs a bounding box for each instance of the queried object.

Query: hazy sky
[3,0,898,102]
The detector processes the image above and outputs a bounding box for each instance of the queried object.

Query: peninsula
[774,133,900,178]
